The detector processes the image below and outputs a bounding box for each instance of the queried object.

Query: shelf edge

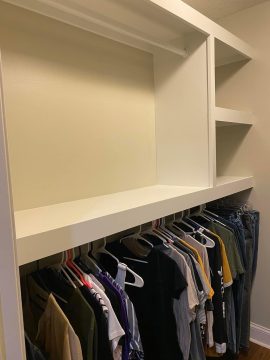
[215,107,254,126]
[16,178,254,265]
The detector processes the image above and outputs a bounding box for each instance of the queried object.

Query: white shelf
[15,178,254,265]
[216,175,253,187]
[3,0,255,63]
[215,107,254,127]
[215,39,252,67]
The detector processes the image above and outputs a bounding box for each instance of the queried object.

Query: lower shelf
[15,176,254,266]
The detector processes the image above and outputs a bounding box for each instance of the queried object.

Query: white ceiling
[182,0,268,19]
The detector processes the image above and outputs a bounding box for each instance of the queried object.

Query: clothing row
[21,202,259,360]
[100,204,259,359]
[22,252,144,360]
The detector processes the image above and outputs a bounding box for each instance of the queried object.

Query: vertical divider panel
[207,35,216,187]
[0,51,26,360]
[154,33,210,188]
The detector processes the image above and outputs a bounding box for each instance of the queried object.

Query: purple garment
[97,272,131,360]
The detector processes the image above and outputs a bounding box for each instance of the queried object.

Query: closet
[0,0,255,359]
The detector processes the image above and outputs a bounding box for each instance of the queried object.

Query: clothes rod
[11,0,188,57]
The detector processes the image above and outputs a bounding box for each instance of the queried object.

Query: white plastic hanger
[81,243,102,273]
[94,238,144,288]
[186,218,215,248]
[204,209,230,227]
[195,229,215,248]
[120,226,154,249]
[176,210,195,231]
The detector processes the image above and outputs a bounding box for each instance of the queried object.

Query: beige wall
[218,0,270,329]
[0,301,5,359]
[0,2,156,211]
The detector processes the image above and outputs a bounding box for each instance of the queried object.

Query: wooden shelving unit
[0,1,256,358]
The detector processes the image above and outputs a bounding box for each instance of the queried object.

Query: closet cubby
[214,38,255,123]
[0,1,256,358]
[216,125,253,180]
[214,38,254,186]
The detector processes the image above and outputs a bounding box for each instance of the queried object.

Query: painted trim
[250,322,270,349]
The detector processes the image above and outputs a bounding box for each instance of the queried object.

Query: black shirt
[104,242,187,360]
[80,286,113,360]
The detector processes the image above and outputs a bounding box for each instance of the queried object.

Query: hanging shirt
[166,224,214,299]
[113,263,145,359]
[37,294,83,360]
[173,226,211,284]
[205,230,233,288]
[21,275,83,360]
[207,222,245,280]
[105,242,187,360]
[80,286,113,360]
[97,272,131,360]
[31,269,98,360]
[159,245,199,360]
[205,235,227,354]
[25,334,47,360]
[84,274,125,355]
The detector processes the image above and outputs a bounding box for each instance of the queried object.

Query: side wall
[217,0,270,334]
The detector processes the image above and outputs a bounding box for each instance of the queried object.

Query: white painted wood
[250,322,270,349]
[215,38,252,67]
[0,301,6,360]
[0,0,256,355]
[15,176,253,266]
[150,0,256,61]
[0,52,25,360]
[0,3,157,211]
[207,35,216,187]
[216,124,253,177]
[215,107,254,126]
[216,175,253,186]
[218,2,270,330]
[1,0,189,57]
[182,0,266,21]
[2,0,255,64]
[154,33,209,187]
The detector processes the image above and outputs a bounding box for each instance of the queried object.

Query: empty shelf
[215,107,254,126]
[216,175,254,187]
[15,179,254,265]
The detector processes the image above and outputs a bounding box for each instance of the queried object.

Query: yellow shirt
[179,238,215,298]
[207,230,233,288]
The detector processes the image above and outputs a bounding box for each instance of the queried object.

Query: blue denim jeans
[207,208,259,353]
[243,211,260,283]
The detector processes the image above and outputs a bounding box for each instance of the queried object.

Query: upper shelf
[3,0,255,63]
[215,39,252,67]
[215,107,255,127]
[15,176,254,266]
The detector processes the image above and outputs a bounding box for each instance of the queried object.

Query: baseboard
[250,322,270,349]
